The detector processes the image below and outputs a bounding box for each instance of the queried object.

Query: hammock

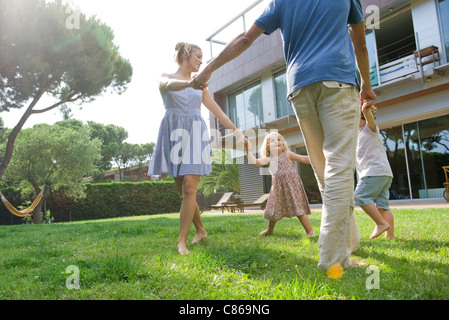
[0,187,45,218]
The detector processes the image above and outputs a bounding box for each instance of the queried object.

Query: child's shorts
[354,176,393,210]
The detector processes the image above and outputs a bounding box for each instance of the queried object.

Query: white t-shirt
[356,124,393,179]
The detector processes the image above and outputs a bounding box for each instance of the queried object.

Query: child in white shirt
[355,105,396,240]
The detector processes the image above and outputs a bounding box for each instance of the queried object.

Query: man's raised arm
[195,24,265,86]
[349,21,376,108]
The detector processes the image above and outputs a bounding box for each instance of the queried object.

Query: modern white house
[206,0,449,204]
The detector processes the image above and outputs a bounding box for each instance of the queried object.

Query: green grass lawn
[0,208,448,300]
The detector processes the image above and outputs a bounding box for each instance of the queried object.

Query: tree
[3,123,102,223]
[77,121,155,181]
[198,148,240,196]
[0,0,133,179]
[0,118,7,145]
[109,142,155,182]
[86,121,128,172]
[112,142,135,181]
[55,120,155,181]
[133,143,155,181]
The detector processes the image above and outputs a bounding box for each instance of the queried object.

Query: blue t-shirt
[255,0,364,97]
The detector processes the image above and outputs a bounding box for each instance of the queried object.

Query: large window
[375,9,416,65]
[380,126,411,199]
[405,116,449,198]
[228,82,263,131]
[438,0,449,63]
[366,30,379,87]
[365,8,417,85]
[274,71,290,118]
[380,114,449,199]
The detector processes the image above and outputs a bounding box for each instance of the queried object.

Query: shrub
[45,181,182,222]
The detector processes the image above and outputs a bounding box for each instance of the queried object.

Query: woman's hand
[191,76,208,90]
[244,139,252,153]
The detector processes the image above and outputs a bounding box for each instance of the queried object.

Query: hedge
[43,181,182,222]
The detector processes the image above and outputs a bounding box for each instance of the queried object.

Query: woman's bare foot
[385,233,397,240]
[259,229,273,236]
[192,230,207,243]
[370,223,390,239]
[177,242,191,255]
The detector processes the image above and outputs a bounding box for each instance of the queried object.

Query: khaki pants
[289,81,361,271]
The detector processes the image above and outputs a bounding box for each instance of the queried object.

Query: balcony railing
[205,0,265,62]
[373,25,444,88]
[379,54,417,83]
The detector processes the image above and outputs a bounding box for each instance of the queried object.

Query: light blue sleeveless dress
[148,77,212,177]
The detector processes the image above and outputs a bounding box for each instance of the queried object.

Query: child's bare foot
[348,259,367,268]
[259,229,273,236]
[304,232,316,238]
[370,223,390,239]
[192,230,207,243]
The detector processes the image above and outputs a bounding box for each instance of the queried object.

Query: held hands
[190,77,208,90]
[232,129,250,153]
[360,87,376,112]
[233,129,245,143]
[243,138,250,153]
[193,70,212,90]
[244,139,252,153]
[360,87,377,131]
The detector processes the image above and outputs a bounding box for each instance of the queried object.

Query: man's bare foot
[192,231,207,243]
[370,223,390,239]
[259,229,273,236]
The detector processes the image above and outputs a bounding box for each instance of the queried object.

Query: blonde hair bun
[174,42,201,66]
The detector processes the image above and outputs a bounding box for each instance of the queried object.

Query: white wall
[377,88,449,128]
[260,71,276,124]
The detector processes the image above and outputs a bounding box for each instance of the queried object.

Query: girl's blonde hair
[260,132,289,157]
[174,42,201,66]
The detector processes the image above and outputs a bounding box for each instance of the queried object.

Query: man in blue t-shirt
[196,0,375,272]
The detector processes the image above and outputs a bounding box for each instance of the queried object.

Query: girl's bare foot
[259,229,273,236]
[192,230,207,243]
[370,223,390,239]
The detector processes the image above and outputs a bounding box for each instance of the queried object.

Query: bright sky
[1,0,267,145]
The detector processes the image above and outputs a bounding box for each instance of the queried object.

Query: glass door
[380,126,411,199]
[366,29,380,87]
[438,0,449,63]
